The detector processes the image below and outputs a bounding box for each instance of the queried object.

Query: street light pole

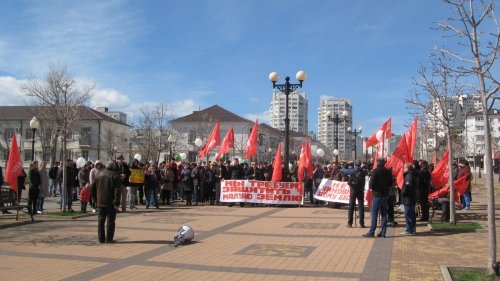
[30,116,40,162]
[347,127,362,161]
[269,71,307,180]
[327,111,349,164]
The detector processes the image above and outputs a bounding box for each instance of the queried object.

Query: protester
[48,161,59,197]
[116,155,131,212]
[181,162,194,206]
[363,158,392,238]
[342,161,366,228]
[28,161,41,215]
[96,161,121,243]
[89,160,104,213]
[402,163,418,235]
[144,161,160,209]
[457,159,472,210]
[37,161,49,214]
[418,160,431,221]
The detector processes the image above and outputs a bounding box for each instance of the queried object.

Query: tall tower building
[270,90,308,134]
[318,97,353,161]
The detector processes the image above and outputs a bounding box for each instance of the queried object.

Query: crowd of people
[0,154,474,241]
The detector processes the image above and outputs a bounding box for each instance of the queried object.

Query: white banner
[313,178,370,205]
[220,180,303,205]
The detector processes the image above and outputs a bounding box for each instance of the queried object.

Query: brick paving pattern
[0,177,498,280]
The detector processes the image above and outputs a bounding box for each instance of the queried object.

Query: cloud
[243,109,271,124]
[90,88,131,109]
[0,76,31,105]
[170,99,201,117]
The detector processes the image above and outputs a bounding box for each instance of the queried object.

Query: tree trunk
[447,130,456,224]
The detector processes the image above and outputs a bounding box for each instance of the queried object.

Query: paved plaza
[0,178,499,281]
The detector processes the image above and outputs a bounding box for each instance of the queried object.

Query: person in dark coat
[402,163,418,235]
[116,155,131,212]
[418,160,431,221]
[363,158,393,238]
[96,161,121,243]
[228,158,245,207]
[16,169,27,204]
[28,161,41,215]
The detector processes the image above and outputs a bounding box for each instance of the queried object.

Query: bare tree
[436,0,500,274]
[132,103,174,162]
[407,55,466,224]
[21,64,94,211]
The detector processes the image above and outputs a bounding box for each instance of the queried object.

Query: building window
[24,149,32,161]
[475,117,483,121]
[81,150,89,160]
[25,129,33,140]
[188,130,196,143]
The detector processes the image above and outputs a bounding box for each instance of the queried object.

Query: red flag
[431,148,449,190]
[366,117,392,147]
[219,127,234,154]
[244,119,258,159]
[5,133,23,191]
[298,143,305,185]
[198,121,220,158]
[214,152,221,162]
[406,117,418,163]
[304,137,313,179]
[428,174,470,202]
[385,134,409,188]
[271,144,282,182]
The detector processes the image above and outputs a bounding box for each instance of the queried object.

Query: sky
[0,0,479,136]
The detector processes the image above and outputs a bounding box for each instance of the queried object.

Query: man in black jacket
[96,161,121,243]
[363,158,393,238]
[116,155,131,212]
[418,160,431,221]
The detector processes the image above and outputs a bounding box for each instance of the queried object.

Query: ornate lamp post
[269,70,307,179]
[327,111,349,164]
[347,126,363,161]
[29,116,40,162]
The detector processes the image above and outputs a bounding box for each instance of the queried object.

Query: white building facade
[464,109,500,158]
[270,90,308,135]
[0,106,131,167]
[317,97,353,161]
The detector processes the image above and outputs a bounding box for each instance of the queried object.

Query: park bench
[0,188,34,222]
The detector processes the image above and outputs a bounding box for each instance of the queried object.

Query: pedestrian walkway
[0,177,498,280]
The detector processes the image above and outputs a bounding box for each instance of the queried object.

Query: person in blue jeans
[401,163,418,235]
[363,158,392,238]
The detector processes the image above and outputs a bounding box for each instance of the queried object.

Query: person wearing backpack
[342,161,366,228]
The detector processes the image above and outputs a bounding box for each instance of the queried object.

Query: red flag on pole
[271,144,282,182]
[428,174,470,202]
[5,133,23,191]
[385,134,409,188]
[406,117,418,163]
[244,119,258,159]
[304,137,313,179]
[431,148,450,190]
[219,127,234,155]
[366,117,392,147]
[198,121,220,158]
[298,143,305,184]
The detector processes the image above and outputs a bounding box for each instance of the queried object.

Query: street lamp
[347,126,363,161]
[269,70,307,179]
[29,116,39,162]
[327,110,349,164]
[168,134,174,162]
